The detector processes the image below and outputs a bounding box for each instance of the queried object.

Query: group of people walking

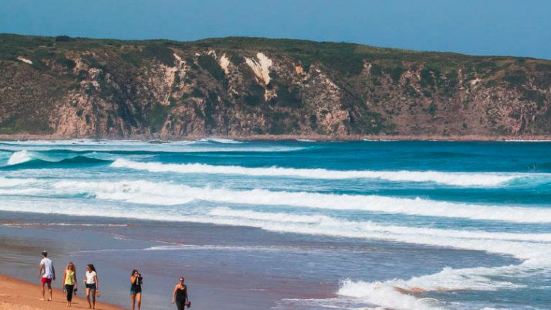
[39,251,191,309]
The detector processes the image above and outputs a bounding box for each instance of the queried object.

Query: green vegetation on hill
[0,33,549,138]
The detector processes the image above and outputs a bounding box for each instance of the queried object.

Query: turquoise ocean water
[0,139,550,309]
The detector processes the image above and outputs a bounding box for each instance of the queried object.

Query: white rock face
[470,78,482,87]
[207,49,217,58]
[173,53,184,66]
[245,52,273,84]
[17,56,33,65]
[219,54,231,75]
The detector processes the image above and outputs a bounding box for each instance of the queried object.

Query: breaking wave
[1,140,550,309]
[3,151,110,168]
[110,159,539,187]
[203,209,551,310]
[0,140,303,153]
[1,196,548,309]
[6,150,33,165]
[197,138,242,144]
[49,180,551,223]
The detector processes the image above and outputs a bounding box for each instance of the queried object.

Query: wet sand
[0,210,520,310]
[0,211,337,309]
[0,275,120,310]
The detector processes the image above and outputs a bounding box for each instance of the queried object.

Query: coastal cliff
[1,34,550,139]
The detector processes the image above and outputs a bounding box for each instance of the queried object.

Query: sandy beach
[0,275,121,310]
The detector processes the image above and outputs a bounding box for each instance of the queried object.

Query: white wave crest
[145,244,310,253]
[7,150,33,165]
[334,253,551,310]
[338,279,440,310]
[0,140,302,153]
[209,208,551,244]
[212,208,547,310]
[51,180,551,223]
[3,197,548,260]
[110,159,531,187]
[197,138,242,144]
[0,177,37,187]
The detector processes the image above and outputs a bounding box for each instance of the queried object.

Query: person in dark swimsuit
[130,269,143,310]
[172,276,190,310]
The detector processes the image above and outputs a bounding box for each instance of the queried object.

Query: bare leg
[91,289,96,309]
[41,281,46,300]
[47,282,53,301]
[136,293,142,310]
[131,294,136,310]
[86,288,92,308]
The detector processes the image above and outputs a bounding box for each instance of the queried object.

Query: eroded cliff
[1,35,550,139]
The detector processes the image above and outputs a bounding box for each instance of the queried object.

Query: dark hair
[87,264,96,272]
[179,276,185,282]
[131,269,139,276]
[41,251,48,257]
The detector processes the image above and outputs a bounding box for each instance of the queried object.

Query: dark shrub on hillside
[148,104,170,132]
[55,35,73,42]
[420,68,435,87]
[244,84,265,106]
[504,70,527,86]
[56,56,76,70]
[389,65,405,82]
[198,55,225,81]
[143,44,174,66]
[275,86,301,107]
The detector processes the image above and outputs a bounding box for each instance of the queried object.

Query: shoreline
[0,274,121,310]
[0,133,550,142]
[0,210,343,309]
[0,210,523,310]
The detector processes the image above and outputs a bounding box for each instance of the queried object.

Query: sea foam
[110,159,535,187]
[52,180,551,223]
[1,195,549,310]
[197,138,242,144]
[7,150,33,165]
[205,209,550,310]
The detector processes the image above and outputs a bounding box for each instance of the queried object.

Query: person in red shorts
[39,250,56,301]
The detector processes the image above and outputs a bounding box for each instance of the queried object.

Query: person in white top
[38,250,56,301]
[84,264,99,309]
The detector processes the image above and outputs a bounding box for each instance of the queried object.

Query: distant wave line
[49,180,551,223]
[110,158,543,187]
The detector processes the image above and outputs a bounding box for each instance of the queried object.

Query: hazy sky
[1,0,550,59]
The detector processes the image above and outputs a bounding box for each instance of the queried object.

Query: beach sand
[0,275,121,310]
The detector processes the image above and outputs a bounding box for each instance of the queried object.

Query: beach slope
[0,275,121,310]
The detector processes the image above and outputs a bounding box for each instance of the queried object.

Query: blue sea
[0,139,550,309]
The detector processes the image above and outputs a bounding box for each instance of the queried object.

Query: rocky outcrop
[0,34,549,139]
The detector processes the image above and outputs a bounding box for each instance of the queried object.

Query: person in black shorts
[172,276,190,310]
[130,269,143,310]
[84,264,99,309]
